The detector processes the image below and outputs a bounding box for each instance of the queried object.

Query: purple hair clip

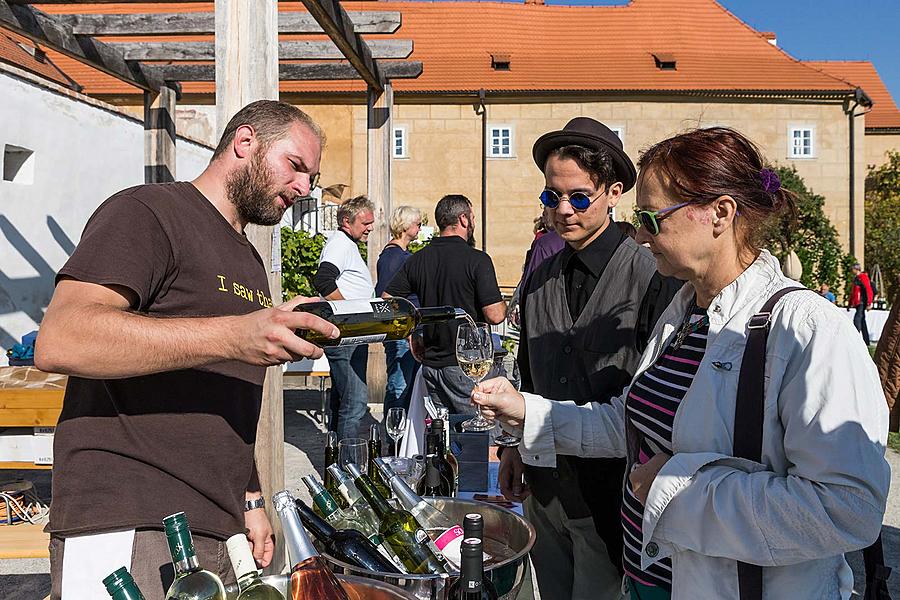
[759,168,781,194]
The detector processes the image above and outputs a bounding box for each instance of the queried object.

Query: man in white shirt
[314,195,376,439]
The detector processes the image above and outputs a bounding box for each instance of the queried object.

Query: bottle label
[337,334,387,346]
[328,299,377,316]
[433,525,464,567]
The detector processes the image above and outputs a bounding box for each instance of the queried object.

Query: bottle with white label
[294,297,466,347]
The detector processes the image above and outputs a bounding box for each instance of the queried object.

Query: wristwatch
[244,497,266,512]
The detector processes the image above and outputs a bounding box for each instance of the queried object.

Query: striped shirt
[621,303,709,591]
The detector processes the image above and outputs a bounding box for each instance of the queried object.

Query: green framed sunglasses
[634,201,693,235]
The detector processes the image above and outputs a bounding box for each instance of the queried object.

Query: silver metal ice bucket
[319,497,536,600]
[227,573,418,599]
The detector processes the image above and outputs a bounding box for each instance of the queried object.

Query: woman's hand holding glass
[471,376,526,430]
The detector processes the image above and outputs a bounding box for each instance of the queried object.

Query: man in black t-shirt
[36,101,339,600]
[385,194,506,414]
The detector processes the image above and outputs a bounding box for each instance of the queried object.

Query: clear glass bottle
[103,567,146,600]
[375,456,465,569]
[345,463,447,575]
[273,491,350,600]
[162,512,226,600]
[224,534,284,599]
[326,464,382,534]
[294,297,466,346]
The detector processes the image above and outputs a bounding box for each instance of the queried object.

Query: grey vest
[522,236,657,517]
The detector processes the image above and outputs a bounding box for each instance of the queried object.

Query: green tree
[761,166,855,296]
[280,227,325,300]
[866,150,900,301]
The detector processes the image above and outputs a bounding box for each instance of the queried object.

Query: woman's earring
[713,218,720,225]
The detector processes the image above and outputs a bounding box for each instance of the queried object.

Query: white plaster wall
[0,71,212,356]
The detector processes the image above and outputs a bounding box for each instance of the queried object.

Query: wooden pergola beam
[156,61,422,82]
[300,0,383,90]
[57,11,401,36]
[0,0,167,91]
[112,39,413,62]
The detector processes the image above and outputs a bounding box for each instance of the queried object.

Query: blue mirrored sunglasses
[539,189,601,212]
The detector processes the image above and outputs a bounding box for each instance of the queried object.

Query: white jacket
[519,251,890,599]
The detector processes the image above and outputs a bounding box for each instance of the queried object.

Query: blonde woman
[376,205,423,412]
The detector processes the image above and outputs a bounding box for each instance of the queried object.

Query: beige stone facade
[283,96,868,286]
[866,133,900,171]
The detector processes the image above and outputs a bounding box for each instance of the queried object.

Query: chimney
[525,0,545,5]
[761,32,777,47]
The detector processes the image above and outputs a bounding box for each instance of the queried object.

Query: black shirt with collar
[518,223,683,395]
[385,235,503,367]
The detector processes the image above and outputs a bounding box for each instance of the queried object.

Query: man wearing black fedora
[498,117,681,598]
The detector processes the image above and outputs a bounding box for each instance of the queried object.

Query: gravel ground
[1,387,896,599]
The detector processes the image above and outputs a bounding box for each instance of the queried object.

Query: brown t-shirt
[50,182,274,540]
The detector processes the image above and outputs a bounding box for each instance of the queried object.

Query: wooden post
[214,0,285,572]
[366,82,392,404]
[143,84,176,183]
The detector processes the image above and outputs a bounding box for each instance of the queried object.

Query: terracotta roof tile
[16,0,856,98]
[806,60,900,129]
[0,31,74,88]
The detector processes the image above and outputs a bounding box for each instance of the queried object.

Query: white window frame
[392,125,408,159]
[787,125,816,159]
[608,125,625,144]
[488,124,515,158]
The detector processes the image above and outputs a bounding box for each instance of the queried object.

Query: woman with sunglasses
[473,127,890,599]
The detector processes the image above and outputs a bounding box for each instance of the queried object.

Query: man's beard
[467,221,476,246]
[225,149,290,226]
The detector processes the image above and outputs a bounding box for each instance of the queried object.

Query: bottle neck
[236,571,262,592]
[425,455,442,489]
[387,470,422,511]
[275,499,320,568]
[354,473,392,518]
[459,541,484,591]
[109,582,145,600]
[295,499,338,541]
[418,306,466,324]
[166,528,200,575]
[312,490,341,519]
[330,467,364,505]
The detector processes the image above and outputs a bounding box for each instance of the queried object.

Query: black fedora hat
[532,117,637,192]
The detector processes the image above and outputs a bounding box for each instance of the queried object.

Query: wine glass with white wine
[457,321,496,432]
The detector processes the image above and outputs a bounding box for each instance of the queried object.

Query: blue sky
[542,0,900,104]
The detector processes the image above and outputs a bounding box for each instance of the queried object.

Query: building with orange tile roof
[3,0,898,284]
[806,60,900,170]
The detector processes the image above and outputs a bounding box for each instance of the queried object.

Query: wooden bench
[0,367,65,559]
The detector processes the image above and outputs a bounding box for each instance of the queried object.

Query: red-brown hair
[637,127,796,254]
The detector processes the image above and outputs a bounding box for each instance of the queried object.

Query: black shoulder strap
[733,286,891,600]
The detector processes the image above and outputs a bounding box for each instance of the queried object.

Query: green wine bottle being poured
[103,567,146,600]
[224,534,284,599]
[293,297,467,347]
[162,512,226,600]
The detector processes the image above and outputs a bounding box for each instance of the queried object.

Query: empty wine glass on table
[385,407,408,456]
[338,437,367,474]
[457,321,496,432]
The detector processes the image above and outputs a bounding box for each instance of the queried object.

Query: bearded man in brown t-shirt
[35,100,340,600]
